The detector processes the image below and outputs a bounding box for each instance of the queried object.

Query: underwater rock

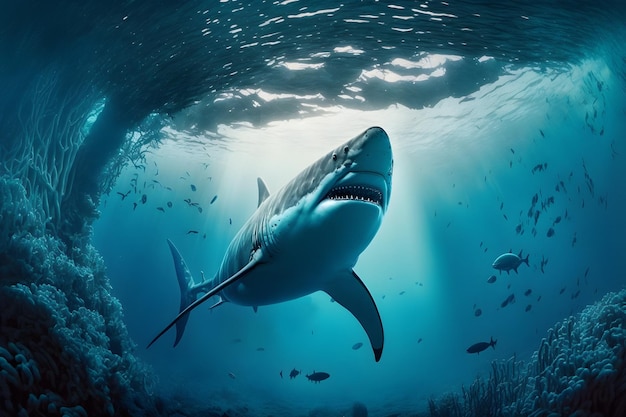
[351,401,368,417]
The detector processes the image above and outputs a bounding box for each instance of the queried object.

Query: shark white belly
[148,127,393,361]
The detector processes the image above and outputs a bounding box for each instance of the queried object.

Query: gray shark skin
[148,127,393,362]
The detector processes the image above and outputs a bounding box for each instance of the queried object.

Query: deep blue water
[2,1,626,416]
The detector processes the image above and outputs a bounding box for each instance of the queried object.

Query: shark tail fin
[522,254,529,266]
[166,239,197,347]
[491,337,497,349]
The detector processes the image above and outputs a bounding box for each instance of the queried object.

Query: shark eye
[332,153,337,161]
[343,146,349,153]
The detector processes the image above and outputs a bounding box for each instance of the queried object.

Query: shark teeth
[325,185,383,206]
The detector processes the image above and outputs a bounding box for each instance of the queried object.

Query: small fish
[256,347,265,351]
[525,304,532,312]
[584,267,590,277]
[306,371,330,383]
[167,201,173,208]
[474,308,482,317]
[539,129,545,137]
[289,368,301,379]
[229,218,232,225]
[352,342,363,350]
[559,287,566,295]
[198,206,203,213]
[524,289,532,296]
[186,230,199,234]
[141,194,147,204]
[133,202,137,211]
[417,338,423,344]
[280,371,283,379]
[210,195,218,204]
[537,296,542,302]
[500,293,515,308]
[487,275,496,284]
[228,372,236,379]
[117,190,131,200]
[492,251,529,274]
[157,207,165,212]
[571,290,581,299]
[546,228,555,238]
[399,291,405,295]
[190,184,197,191]
[531,164,544,174]
[532,193,539,205]
[466,337,497,354]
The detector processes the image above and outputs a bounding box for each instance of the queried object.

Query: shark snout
[358,128,393,173]
[349,127,393,207]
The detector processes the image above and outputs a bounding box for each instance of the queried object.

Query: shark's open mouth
[324,185,383,207]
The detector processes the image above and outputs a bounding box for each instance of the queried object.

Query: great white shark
[147,127,393,361]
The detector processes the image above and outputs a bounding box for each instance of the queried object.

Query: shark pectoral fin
[166,239,197,347]
[323,271,384,362]
[257,177,270,207]
[147,250,264,349]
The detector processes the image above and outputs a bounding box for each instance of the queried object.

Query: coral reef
[0,178,159,416]
[428,289,626,417]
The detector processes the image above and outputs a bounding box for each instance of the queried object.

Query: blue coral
[429,289,626,417]
[0,178,159,416]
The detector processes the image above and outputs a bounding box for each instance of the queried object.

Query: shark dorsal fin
[257,177,270,208]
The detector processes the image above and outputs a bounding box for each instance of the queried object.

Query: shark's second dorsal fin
[257,177,270,207]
